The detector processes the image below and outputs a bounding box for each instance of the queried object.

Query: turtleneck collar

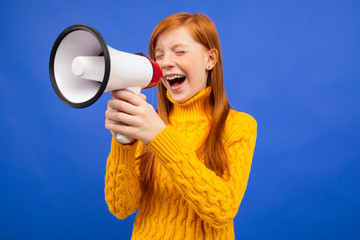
[166,87,211,120]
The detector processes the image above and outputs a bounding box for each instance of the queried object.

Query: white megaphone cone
[49,24,162,144]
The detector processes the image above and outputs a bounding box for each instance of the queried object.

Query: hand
[105,89,166,144]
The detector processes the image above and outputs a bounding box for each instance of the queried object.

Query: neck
[166,87,211,120]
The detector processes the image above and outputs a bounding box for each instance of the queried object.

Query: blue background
[1,0,359,239]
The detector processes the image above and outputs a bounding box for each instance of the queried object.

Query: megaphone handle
[115,87,141,144]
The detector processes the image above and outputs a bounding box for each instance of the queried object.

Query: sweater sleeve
[146,112,257,229]
[104,138,142,219]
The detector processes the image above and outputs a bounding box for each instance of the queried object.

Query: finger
[105,110,137,126]
[107,99,138,115]
[105,121,135,137]
[105,118,126,126]
[110,89,131,99]
[105,118,129,128]
[111,90,146,106]
[106,104,115,112]
[110,89,124,98]
[138,93,147,101]
[105,116,129,132]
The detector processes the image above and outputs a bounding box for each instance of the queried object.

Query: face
[154,26,214,103]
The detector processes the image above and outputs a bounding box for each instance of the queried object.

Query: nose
[158,53,175,69]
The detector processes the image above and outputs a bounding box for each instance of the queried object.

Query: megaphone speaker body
[49,24,162,143]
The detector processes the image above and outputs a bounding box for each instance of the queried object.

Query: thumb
[138,93,147,101]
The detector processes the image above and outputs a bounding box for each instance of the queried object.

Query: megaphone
[49,24,162,143]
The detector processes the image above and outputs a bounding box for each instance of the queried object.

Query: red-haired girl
[104,12,257,240]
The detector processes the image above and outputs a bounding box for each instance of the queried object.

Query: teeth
[165,75,184,81]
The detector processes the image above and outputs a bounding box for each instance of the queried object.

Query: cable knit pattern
[104,88,257,239]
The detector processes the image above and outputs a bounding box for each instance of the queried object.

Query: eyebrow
[155,43,188,52]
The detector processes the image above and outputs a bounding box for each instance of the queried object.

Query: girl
[104,12,257,240]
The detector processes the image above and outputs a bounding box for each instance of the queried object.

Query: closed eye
[175,51,186,56]
[155,54,163,60]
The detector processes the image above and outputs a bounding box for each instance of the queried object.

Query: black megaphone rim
[49,24,111,108]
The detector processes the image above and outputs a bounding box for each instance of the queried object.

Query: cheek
[180,57,204,76]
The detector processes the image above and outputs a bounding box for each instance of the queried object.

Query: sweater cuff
[110,137,139,165]
[147,126,184,165]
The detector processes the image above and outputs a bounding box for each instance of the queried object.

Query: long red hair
[140,12,230,197]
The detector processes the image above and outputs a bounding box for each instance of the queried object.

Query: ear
[205,48,218,70]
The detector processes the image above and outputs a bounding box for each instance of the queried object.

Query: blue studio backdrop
[0,0,359,239]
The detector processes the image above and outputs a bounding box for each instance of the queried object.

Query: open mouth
[166,75,186,88]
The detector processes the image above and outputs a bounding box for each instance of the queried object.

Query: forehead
[155,26,197,49]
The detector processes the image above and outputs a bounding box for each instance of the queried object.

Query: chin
[169,92,188,103]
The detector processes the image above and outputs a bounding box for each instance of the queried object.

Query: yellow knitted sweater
[105,88,257,239]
